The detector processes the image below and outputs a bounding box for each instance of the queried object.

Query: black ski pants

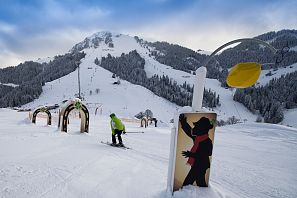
[112,129,123,144]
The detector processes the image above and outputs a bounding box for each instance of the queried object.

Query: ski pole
[125,131,144,134]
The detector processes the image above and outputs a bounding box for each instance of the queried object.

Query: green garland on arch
[74,101,82,110]
[40,107,47,112]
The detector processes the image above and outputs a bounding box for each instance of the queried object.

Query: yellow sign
[226,62,261,88]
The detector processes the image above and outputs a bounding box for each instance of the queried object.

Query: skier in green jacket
[110,113,126,146]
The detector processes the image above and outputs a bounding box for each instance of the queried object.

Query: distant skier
[110,113,126,146]
[179,114,213,187]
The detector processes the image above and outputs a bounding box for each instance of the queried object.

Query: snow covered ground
[0,108,296,198]
[0,82,19,87]
[282,109,297,128]
[35,57,54,64]
[257,63,297,86]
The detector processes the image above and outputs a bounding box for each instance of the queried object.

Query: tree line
[233,71,297,123]
[138,30,297,86]
[0,52,85,107]
[97,50,220,107]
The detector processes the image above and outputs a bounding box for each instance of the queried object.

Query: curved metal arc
[202,38,278,67]
[32,108,51,125]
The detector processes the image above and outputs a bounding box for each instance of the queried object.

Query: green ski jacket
[110,116,125,135]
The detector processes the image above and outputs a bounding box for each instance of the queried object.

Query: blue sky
[0,0,296,67]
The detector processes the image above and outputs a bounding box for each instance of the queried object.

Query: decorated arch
[32,107,52,125]
[140,117,148,128]
[148,117,158,127]
[59,99,89,133]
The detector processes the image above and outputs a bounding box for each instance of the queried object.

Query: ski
[100,141,131,149]
[125,131,144,134]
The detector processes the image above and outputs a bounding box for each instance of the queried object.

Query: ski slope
[0,109,296,198]
[23,32,259,123]
[23,52,178,124]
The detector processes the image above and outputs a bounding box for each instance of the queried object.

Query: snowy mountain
[20,31,260,124]
[1,30,297,127]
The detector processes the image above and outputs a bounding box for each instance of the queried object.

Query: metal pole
[192,66,207,112]
[77,61,81,99]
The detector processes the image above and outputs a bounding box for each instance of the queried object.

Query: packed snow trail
[0,109,296,198]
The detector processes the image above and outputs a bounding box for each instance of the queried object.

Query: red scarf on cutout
[187,134,209,166]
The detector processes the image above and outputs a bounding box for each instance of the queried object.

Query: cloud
[0,0,111,67]
[0,0,296,68]
[125,0,297,51]
[0,21,16,34]
[0,46,23,68]
[261,0,297,30]
[0,27,100,68]
[42,0,111,26]
[12,0,111,36]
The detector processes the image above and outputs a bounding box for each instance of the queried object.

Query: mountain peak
[71,31,122,53]
[89,31,119,38]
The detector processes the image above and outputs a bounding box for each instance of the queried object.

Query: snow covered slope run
[23,31,260,123]
[0,109,296,198]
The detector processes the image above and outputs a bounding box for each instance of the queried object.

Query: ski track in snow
[0,109,297,198]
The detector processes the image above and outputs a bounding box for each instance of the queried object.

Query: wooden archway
[140,118,148,128]
[148,117,158,127]
[59,100,89,133]
[95,107,103,115]
[32,107,51,125]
